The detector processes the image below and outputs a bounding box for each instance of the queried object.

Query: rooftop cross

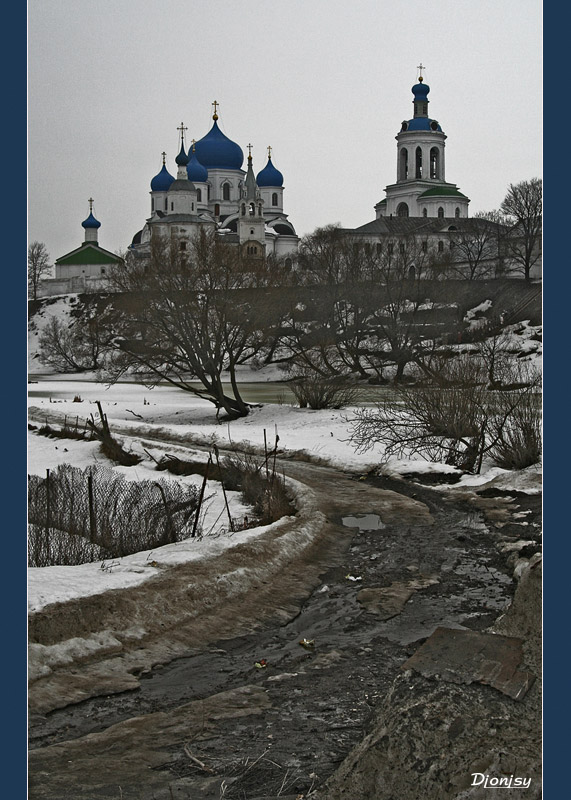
[267,145,272,159]
[162,151,166,165]
[191,138,196,152]
[88,197,94,212]
[177,121,188,146]
[417,62,426,82]
[248,143,253,158]
[212,100,219,120]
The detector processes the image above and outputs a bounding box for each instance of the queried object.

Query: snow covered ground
[27,372,542,615]
[27,296,542,618]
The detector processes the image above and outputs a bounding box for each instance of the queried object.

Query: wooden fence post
[88,472,97,542]
[192,454,212,538]
[45,469,51,540]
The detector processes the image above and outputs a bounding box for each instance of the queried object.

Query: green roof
[418,186,468,199]
[56,243,122,266]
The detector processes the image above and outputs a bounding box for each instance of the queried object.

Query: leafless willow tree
[105,230,285,418]
[281,227,437,384]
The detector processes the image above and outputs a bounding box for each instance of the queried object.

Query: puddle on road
[342,513,386,531]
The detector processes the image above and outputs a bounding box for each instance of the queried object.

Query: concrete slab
[401,626,535,700]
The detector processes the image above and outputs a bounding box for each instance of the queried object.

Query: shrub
[288,370,359,410]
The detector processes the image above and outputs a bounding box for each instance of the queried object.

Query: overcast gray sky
[27,0,542,263]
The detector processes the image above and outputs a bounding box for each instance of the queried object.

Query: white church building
[129,104,299,261]
[374,65,470,220]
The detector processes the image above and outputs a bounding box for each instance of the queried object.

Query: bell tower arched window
[455,207,460,218]
[197,189,202,202]
[400,148,409,180]
[272,193,278,206]
[430,147,439,179]
[422,207,427,217]
[222,183,230,201]
[249,202,255,216]
[415,147,423,179]
[438,206,444,219]
[397,202,409,218]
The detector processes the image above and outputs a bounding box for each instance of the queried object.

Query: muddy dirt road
[28,448,542,800]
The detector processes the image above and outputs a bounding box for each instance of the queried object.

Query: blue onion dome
[82,211,101,229]
[194,118,244,170]
[404,117,443,132]
[187,146,208,182]
[412,80,430,103]
[150,155,175,191]
[175,143,189,166]
[256,156,283,187]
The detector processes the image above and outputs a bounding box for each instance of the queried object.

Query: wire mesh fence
[28,464,201,567]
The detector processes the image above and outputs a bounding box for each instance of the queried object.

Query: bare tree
[446,214,501,280]
[348,355,541,474]
[38,312,110,372]
[500,178,542,282]
[106,230,282,419]
[28,241,51,299]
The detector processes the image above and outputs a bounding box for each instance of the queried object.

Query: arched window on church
[430,147,439,179]
[249,202,255,216]
[272,193,278,206]
[376,242,382,255]
[415,147,423,179]
[258,204,263,216]
[164,198,168,211]
[197,189,202,202]
[438,240,444,252]
[438,207,444,219]
[285,257,292,270]
[455,207,460,218]
[222,183,231,201]
[241,204,246,216]
[400,148,408,180]
[215,203,220,216]
[397,202,409,218]
[151,198,154,211]
[423,207,427,217]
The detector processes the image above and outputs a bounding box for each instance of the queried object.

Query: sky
[27,0,542,265]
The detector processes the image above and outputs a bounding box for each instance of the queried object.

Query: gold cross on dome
[177,121,187,145]
[212,100,219,120]
[267,145,272,159]
[417,62,426,80]
[88,197,94,212]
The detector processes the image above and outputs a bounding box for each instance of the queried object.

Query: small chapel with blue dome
[129,103,299,260]
[52,198,123,292]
